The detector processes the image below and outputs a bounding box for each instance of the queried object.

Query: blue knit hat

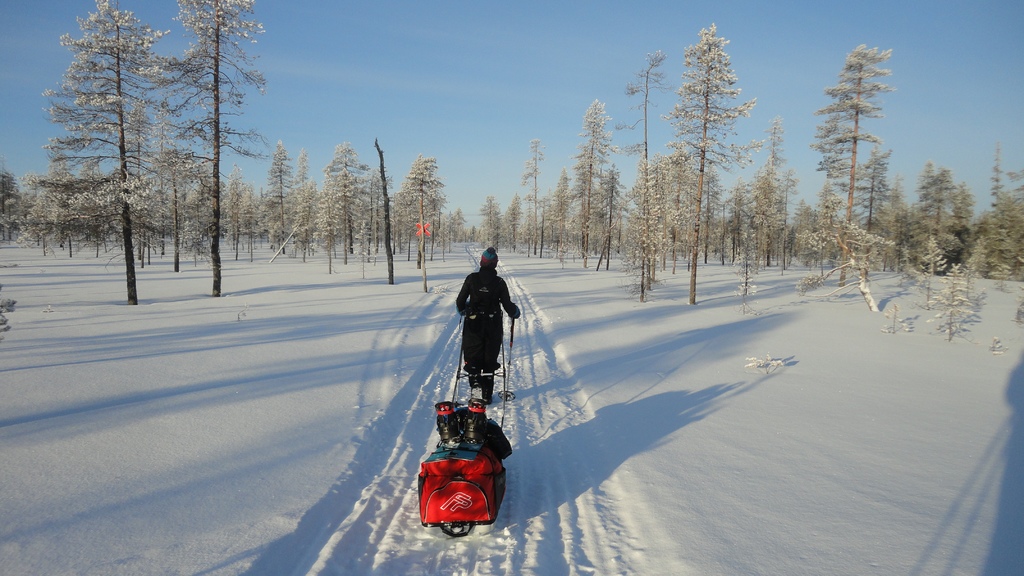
[480,247,498,268]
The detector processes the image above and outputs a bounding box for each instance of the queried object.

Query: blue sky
[2,0,1022,222]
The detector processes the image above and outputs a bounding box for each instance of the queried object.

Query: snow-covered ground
[1,243,1021,576]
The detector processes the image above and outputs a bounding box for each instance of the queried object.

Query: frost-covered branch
[795,192,892,311]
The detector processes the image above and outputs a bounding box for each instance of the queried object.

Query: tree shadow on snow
[910,349,1024,576]
[980,349,1024,575]
[509,384,746,527]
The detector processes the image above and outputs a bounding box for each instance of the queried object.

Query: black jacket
[456,267,518,319]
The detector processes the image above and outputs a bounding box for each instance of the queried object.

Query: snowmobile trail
[241,284,461,576]
[283,249,643,576]
[495,266,645,576]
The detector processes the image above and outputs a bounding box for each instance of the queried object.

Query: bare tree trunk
[689,131,708,305]
[374,139,395,285]
[209,11,223,298]
[419,194,427,293]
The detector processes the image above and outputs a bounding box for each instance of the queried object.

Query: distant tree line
[5,0,466,304]
[3,11,1021,310]
[469,29,1024,307]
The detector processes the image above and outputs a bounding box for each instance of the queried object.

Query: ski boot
[462,400,488,444]
[468,373,485,404]
[434,401,460,445]
[479,374,495,405]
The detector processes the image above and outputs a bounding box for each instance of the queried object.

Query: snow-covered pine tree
[400,156,444,292]
[622,51,669,169]
[624,155,665,302]
[225,165,246,260]
[660,149,698,275]
[21,158,115,258]
[122,105,163,269]
[762,117,799,272]
[975,146,1024,281]
[505,194,522,253]
[623,180,649,300]
[856,146,892,234]
[171,0,264,297]
[912,236,946,309]
[479,196,503,249]
[573,100,613,268]
[873,174,912,272]
[448,208,467,250]
[0,162,19,242]
[700,168,724,266]
[179,178,210,266]
[19,160,69,255]
[520,139,544,256]
[790,199,816,268]
[150,110,197,271]
[550,168,573,265]
[291,149,317,261]
[316,168,352,274]
[796,189,890,311]
[323,143,369,266]
[292,178,318,263]
[735,213,759,315]
[45,0,167,304]
[595,165,624,271]
[724,179,748,264]
[265,141,293,252]
[667,24,759,304]
[750,165,782,269]
[881,303,910,334]
[911,162,976,268]
[621,51,669,297]
[927,263,980,341]
[811,44,893,286]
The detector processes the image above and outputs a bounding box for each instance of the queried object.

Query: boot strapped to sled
[435,401,460,445]
[463,400,488,444]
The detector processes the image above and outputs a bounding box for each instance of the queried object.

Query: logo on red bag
[440,492,473,511]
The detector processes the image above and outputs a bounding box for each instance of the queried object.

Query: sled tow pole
[451,314,464,405]
[498,316,516,426]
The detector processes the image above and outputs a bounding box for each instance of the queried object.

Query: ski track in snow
[249,248,641,576]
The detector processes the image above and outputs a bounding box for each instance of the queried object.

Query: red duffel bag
[419,443,506,536]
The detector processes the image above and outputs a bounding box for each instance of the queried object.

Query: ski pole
[452,313,464,405]
[498,316,517,408]
[509,317,515,350]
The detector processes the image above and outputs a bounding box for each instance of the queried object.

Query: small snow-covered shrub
[926,264,981,342]
[990,337,1006,356]
[881,304,910,334]
[745,353,784,374]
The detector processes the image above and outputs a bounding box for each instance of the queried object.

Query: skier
[456,247,520,404]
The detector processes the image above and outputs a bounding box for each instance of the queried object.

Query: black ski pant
[462,314,503,374]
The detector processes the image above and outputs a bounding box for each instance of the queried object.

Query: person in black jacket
[455,247,520,404]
